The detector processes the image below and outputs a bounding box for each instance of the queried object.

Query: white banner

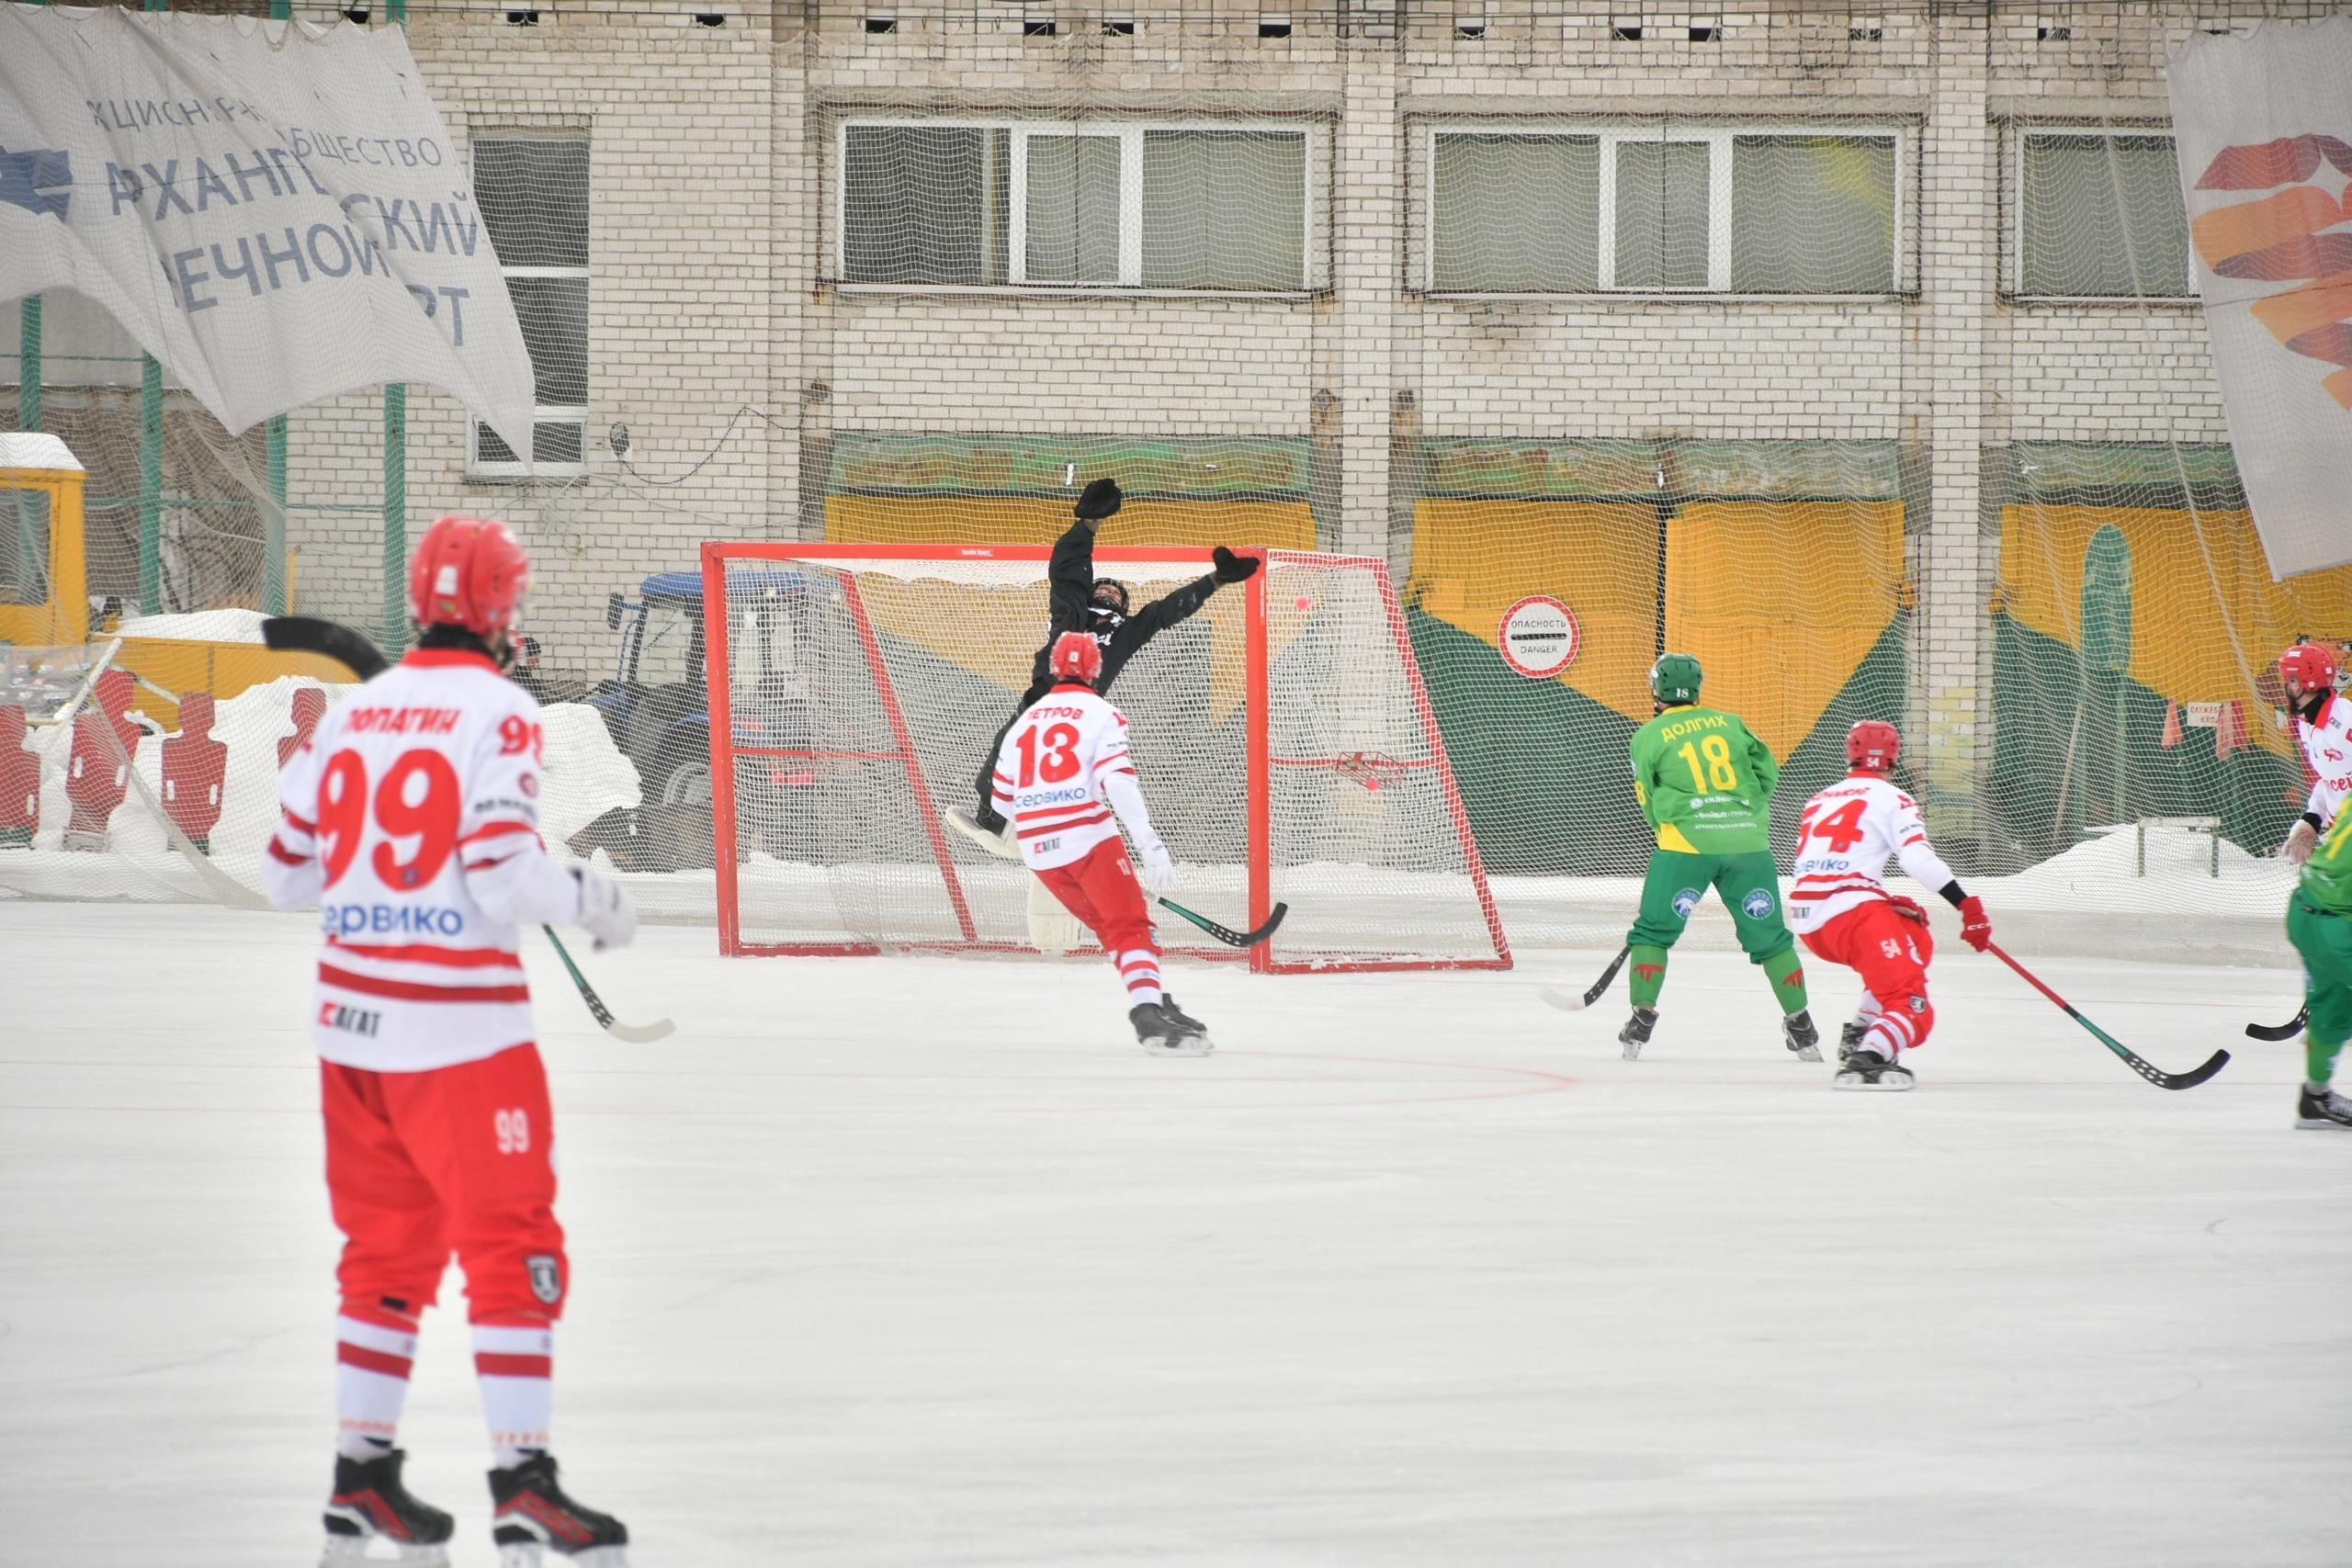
[0,3,534,458]
[2170,22,2352,580]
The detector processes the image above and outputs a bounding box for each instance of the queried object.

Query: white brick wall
[247,0,2244,780]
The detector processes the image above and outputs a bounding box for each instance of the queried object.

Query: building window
[469,135,590,475]
[837,118,1318,291]
[1428,125,1902,296]
[2014,130,2191,299]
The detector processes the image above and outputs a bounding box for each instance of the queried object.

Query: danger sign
[1498,596,1579,679]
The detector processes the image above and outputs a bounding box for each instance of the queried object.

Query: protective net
[6,0,2346,973]
[698,544,1505,970]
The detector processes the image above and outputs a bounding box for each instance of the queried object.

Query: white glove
[571,864,639,951]
[2286,819,2321,864]
[1134,835,1176,895]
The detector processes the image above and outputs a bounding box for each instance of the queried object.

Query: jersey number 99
[318,748,462,891]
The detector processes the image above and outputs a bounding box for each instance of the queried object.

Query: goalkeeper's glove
[1212,546,1261,583]
[1076,477,1123,524]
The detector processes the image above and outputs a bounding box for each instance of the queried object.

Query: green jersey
[1629,704,1778,854]
[2301,810,2352,914]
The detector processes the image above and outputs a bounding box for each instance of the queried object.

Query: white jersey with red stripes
[989,682,1138,871]
[1786,773,1959,935]
[264,648,552,1071]
[2296,692,2352,826]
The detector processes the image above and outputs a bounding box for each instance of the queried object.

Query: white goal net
[700,542,1508,971]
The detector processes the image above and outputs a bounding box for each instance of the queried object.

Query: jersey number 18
[1677,735,1738,792]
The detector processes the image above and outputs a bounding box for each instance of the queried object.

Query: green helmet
[1650,652,1702,705]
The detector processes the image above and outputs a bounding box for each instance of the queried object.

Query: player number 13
[1013,722,1082,787]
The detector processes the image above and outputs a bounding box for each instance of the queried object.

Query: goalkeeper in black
[945,475,1262,857]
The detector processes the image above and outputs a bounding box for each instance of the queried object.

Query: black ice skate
[1132,998,1212,1056]
[489,1454,629,1565]
[1838,1020,1869,1064]
[1783,1009,1824,1063]
[2294,1085,2352,1130]
[1618,1007,1657,1061]
[1833,1048,1915,1091]
[321,1448,454,1567]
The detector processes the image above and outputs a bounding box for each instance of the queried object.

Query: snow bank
[0,676,641,902]
[110,608,272,644]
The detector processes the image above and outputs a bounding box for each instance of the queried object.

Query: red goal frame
[700,541,1510,973]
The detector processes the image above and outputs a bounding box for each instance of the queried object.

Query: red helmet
[2279,642,2339,699]
[1049,630,1102,685]
[408,515,529,638]
[1847,719,1901,773]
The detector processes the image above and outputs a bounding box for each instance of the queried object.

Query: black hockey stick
[263,615,390,679]
[541,926,674,1043]
[1539,945,1631,1013]
[2245,1004,2308,1043]
[1158,896,1287,949]
[1989,943,2230,1090]
[261,615,674,1043]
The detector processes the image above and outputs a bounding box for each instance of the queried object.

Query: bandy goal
[698,542,1510,973]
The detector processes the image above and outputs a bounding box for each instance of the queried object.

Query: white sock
[1116,948,1163,1008]
[473,1322,553,1467]
[335,1314,417,1459]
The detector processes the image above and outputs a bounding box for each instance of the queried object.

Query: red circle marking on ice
[1498,595,1579,679]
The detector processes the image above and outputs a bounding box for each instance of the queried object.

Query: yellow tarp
[1999,502,2352,761]
[1408,497,1905,755]
[1666,501,1905,760]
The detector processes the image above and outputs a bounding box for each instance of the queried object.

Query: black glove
[1213,546,1261,583]
[1075,477,1123,524]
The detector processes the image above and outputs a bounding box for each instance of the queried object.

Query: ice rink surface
[3,902,2347,1567]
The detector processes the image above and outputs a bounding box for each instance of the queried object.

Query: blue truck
[578,570,816,871]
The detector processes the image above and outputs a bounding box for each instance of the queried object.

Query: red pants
[322,1043,566,1326]
[1801,899,1937,1055]
[1036,837,1163,1000]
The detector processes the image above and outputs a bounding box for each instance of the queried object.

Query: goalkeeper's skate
[1782,1009,1824,1063]
[944,805,1020,861]
[321,1449,454,1566]
[489,1454,628,1565]
[1833,1048,1915,1091]
[1617,1007,1657,1061]
[1133,997,1212,1056]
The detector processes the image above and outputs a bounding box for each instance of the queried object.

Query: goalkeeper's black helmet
[1091,579,1130,615]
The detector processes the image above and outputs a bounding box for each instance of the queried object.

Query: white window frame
[1423,121,1908,299]
[468,132,590,479]
[2007,123,2196,303]
[833,116,1328,294]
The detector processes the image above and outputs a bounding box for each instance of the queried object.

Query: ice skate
[321,1449,454,1567]
[1132,998,1212,1056]
[2294,1085,2352,1129]
[1833,1048,1914,1091]
[944,804,1021,861]
[1617,1007,1657,1061]
[1782,1009,1823,1062]
[489,1453,629,1565]
[1838,1020,1869,1064]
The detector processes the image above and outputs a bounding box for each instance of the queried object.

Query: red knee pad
[1876,993,1935,1053]
[454,1220,569,1322]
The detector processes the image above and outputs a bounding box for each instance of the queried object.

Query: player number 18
[1677,734,1738,793]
